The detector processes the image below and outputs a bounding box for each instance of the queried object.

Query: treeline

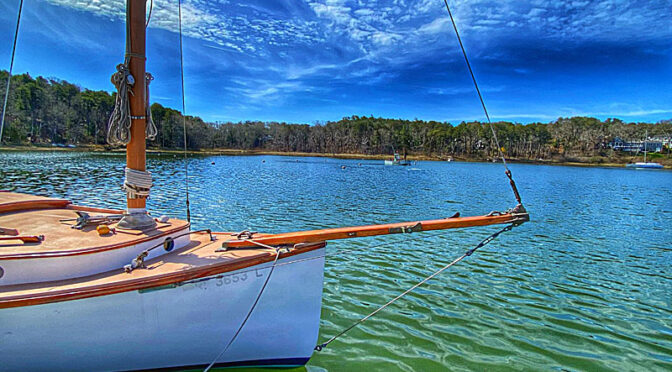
[1,71,671,160]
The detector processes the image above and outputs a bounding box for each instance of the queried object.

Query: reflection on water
[1,151,671,371]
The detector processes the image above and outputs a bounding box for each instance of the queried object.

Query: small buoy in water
[341,165,346,169]
[211,161,215,165]
[358,163,362,166]
[262,160,266,163]
[96,224,111,236]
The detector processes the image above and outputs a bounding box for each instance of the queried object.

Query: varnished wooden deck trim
[0,241,325,309]
[0,199,71,214]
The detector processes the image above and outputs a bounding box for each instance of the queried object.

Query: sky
[0,0,670,124]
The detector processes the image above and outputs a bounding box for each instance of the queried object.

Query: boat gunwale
[0,240,326,309]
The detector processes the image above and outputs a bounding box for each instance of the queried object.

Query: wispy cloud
[42,0,672,74]
[9,0,671,123]
[564,108,672,118]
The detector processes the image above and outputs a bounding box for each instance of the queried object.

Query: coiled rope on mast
[106,67,158,144]
[107,63,133,145]
[0,0,24,144]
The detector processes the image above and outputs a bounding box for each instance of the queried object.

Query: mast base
[117,209,157,230]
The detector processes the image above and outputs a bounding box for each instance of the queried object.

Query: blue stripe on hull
[129,357,310,371]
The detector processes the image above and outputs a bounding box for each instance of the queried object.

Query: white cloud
[417,17,449,34]
[37,0,672,90]
[371,31,402,46]
[310,2,352,24]
[43,0,672,63]
[45,0,325,56]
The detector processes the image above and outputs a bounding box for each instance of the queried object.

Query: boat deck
[0,232,325,309]
[0,192,189,259]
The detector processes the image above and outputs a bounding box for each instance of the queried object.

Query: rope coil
[107,66,158,145]
[107,64,133,145]
[145,73,158,140]
[124,167,152,199]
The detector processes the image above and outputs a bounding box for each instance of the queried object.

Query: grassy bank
[1,144,670,169]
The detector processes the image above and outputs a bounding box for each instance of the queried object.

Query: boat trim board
[0,239,326,309]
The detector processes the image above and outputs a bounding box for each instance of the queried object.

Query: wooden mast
[118,0,156,229]
[126,0,147,211]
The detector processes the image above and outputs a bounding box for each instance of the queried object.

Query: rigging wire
[0,0,24,144]
[177,0,191,223]
[314,223,515,351]
[191,230,458,286]
[314,1,530,352]
[201,232,450,368]
[201,232,453,368]
[442,0,522,205]
[146,0,153,27]
[203,241,282,372]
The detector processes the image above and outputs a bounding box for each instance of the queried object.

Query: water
[1,151,671,371]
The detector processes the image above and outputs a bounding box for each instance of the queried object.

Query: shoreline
[1,145,669,169]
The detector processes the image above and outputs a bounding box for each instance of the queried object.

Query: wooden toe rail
[223,211,529,249]
[0,192,71,214]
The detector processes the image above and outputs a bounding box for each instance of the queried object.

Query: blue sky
[0,0,670,124]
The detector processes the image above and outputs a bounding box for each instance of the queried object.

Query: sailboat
[626,130,663,169]
[0,1,529,370]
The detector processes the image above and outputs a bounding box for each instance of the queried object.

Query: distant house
[652,136,672,150]
[609,136,664,153]
[610,137,641,152]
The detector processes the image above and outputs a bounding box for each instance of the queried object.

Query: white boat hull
[384,160,411,166]
[0,248,326,371]
[625,162,663,169]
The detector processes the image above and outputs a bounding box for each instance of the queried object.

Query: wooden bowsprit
[222,206,529,249]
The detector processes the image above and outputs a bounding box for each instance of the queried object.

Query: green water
[1,151,670,371]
